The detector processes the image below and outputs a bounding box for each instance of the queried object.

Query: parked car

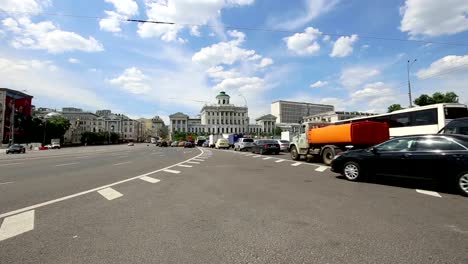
[331,134,468,197]
[184,142,194,148]
[251,140,280,155]
[160,141,168,147]
[276,140,290,152]
[6,144,26,154]
[171,141,179,147]
[215,138,230,149]
[178,141,186,147]
[128,142,134,146]
[234,138,254,151]
[202,141,209,147]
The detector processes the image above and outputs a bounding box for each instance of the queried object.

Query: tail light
[264,144,268,149]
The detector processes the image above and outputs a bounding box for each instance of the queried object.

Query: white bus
[334,103,468,137]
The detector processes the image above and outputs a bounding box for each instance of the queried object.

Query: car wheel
[22,149,26,153]
[322,147,335,166]
[456,172,468,197]
[343,161,363,181]
[275,151,279,155]
[290,146,300,161]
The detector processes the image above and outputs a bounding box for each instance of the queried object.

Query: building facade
[0,88,33,145]
[255,114,277,134]
[303,111,376,124]
[271,100,334,124]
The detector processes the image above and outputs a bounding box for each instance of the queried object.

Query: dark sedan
[6,144,26,154]
[251,140,280,155]
[331,134,468,196]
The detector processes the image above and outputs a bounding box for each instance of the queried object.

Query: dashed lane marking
[0,182,14,185]
[416,189,442,198]
[178,164,192,168]
[0,210,35,242]
[0,162,23,167]
[113,161,132,166]
[275,159,285,163]
[192,159,204,162]
[291,162,302,167]
[139,176,160,183]
[97,187,123,200]
[262,157,272,160]
[252,155,261,158]
[315,166,328,172]
[163,169,181,174]
[55,162,79,167]
[117,155,129,158]
[187,161,200,164]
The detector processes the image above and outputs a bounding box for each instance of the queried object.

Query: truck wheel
[322,148,335,165]
[343,161,363,181]
[290,146,300,161]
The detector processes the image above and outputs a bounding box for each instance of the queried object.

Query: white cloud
[206,66,241,80]
[2,17,104,53]
[256,57,273,68]
[192,30,258,67]
[99,0,138,33]
[137,0,254,41]
[417,55,468,79]
[323,35,330,42]
[213,76,265,92]
[0,54,114,110]
[284,27,322,55]
[190,26,201,37]
[109,67,151,95]
[0,0,50,16]
[400,0,468,37]
[351,82,393,100]
[68,58,79,64]
[340,66,380,88]
[310,80,328,88]
[330,34,358,58]
[268,0,338,30]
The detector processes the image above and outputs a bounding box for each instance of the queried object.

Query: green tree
[414,92,459,106]
[44,117,71,144]
[158,126,169,139]
[387,104,404,113]
[274,127,282,136]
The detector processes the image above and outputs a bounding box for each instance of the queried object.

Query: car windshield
[280,140,289,143]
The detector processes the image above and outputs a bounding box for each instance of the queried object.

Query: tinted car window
[376,138,417,151]
[415,137,466,151]
[445,107,468,120]
[280,140,289,143]
[242,138,254,142]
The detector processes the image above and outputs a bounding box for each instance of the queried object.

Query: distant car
[184,142,194,148]
[202,141,209,147]
[178,141,186,147]
[251,140,280,155]
[215,138,230,149]
[44,144,53,149]
[331,134,468,197]
[171,141,179,147]
[128,142,134,146]
[234,138,254,151]
[6,144,26,154]
[277,140,290,152]
[160,141,168,147]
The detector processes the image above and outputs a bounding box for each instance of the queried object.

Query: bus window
[445,107,468,120]
[413,109,437,126]
[390,113,410,127]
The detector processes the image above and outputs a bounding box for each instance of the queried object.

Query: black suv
[6,144,26,154]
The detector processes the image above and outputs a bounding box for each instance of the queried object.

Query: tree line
[387,91,459,113]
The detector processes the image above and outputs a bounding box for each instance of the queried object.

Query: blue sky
[1,0,468,124]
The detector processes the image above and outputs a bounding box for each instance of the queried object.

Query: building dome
[45,112,62,119]
[216,91,230,105]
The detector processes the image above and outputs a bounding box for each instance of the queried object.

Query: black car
[184,142,194,148]
[160,141,168,147]
[331,134,468,196]
[6,144,26,154]
[251,140,280,155]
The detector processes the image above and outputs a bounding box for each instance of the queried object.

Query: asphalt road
[1,145,467,263]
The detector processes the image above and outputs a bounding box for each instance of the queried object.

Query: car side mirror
[371,147,378,154]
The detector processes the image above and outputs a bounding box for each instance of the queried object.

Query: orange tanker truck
[289,121,390,165]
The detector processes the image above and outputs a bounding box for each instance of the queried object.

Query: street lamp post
[407,59,417,108]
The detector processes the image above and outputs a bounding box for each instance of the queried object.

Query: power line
[2,10,468,47]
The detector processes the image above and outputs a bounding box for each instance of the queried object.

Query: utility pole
[10,98,15,145]
[407,59,417,108]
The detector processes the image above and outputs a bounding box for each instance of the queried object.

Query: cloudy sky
[1,0,467,123]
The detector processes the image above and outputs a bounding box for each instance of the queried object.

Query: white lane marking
[246,154,255,156]
[416,189,442,198]
[291,162,302,167]
[178,164,192,168]
[113,161,132,166]
[187,161,200,164]
[253,155,261,158]
[117,155,129,158]
[192,159,204,162]
[275,159,285,163]
[140,176,160,183]
[0,148,205,219]
[262,157,272,160]
[97,187,123,200]
[0,210,35,242]
[315,166,328,172]
[150,152,159,155]
[55,162,79,167]
[163,169,181,174]
[0,162,24,167]
[0,182,14,185]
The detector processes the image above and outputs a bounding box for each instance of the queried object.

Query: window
[390,113,410,127]
[413,109,437,126]
[415,137,465,151]
[445,107,468,120]
[129,128,132,133]
[376,138,417,151]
